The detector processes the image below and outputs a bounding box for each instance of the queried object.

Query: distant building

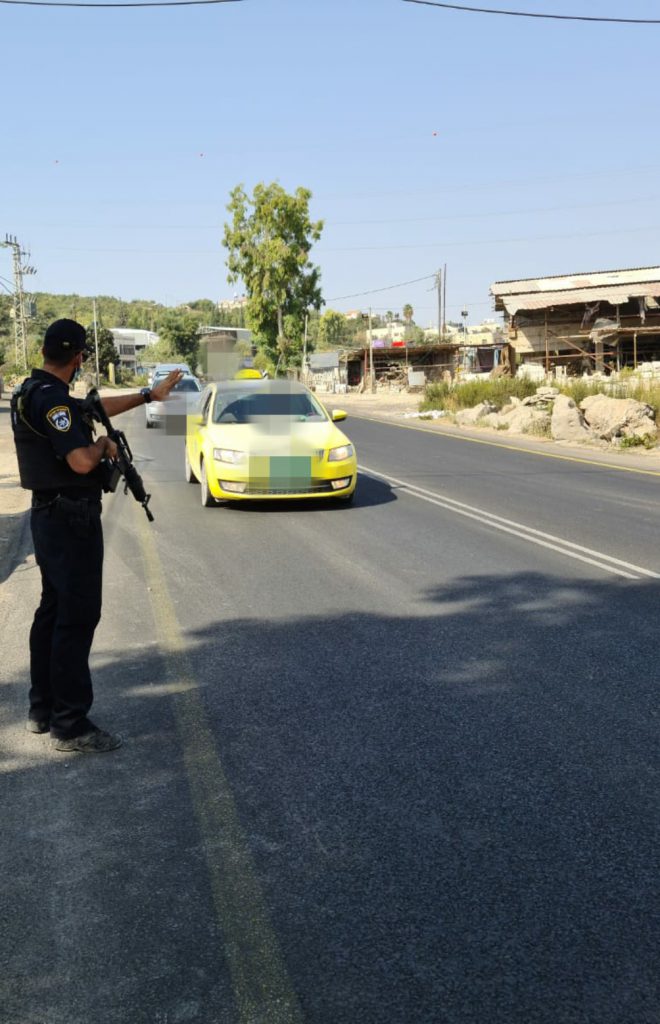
[303,351,345,391]
[217,296,248,313]
[198,325,253,346]
[366,321,407,345]
[109,328,159,371]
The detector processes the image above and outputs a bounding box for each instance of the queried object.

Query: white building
[217,296,248,313]
[109,328,159,371]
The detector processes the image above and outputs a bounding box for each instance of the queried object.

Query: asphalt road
[2,406,659,1024]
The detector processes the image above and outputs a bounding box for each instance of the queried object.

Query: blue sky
[2,0,660,326]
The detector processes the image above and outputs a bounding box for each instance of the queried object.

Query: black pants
[29,496,104,739]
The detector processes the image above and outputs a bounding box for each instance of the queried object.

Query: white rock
[551,394,594,442]
[506,407,550,434]
[454,402,497,426]
[480,412,504,428]
[580,394,657,440]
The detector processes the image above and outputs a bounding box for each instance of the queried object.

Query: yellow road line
[351,413,660,478]
[135,508,304,1024]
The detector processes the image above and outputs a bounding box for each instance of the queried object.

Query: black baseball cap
[43,319,90,359]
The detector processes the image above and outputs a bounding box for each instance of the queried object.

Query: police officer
[12,319,182,753]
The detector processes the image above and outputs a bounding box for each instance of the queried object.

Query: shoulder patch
[46,406,72,432]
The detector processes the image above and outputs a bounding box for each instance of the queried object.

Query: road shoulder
[0,398,31,585]
[330,391,660,475]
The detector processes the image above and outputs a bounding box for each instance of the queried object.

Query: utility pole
[93,298,101,386]
[369,306,375,392]
[436,268,443,340]
[1,234,36,368]
[302,312,308,383]
[443,263,447,337]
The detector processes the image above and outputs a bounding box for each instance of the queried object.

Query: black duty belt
[31,494,102,512]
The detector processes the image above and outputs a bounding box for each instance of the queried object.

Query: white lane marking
[359,465,660,581]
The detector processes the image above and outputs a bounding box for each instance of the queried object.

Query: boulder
[454,401,497,426]
[504,406,551,434]
[480,412,505,428]
[551,394,594,442]
[580,394,657,441]
[522,387,559,407]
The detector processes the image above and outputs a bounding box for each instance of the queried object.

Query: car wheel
[184,445,197,484]
[145,418,153,429]
[200,458,216,507]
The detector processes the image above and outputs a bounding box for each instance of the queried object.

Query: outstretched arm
[100,370,184,418]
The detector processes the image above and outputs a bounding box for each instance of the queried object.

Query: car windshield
[172,378,200,392]
[212,390,327,424]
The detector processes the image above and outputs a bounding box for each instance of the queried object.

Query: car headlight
[328,444,354,462]
[213,448,246,464]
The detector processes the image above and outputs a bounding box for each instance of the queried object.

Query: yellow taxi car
[185,379,357,506]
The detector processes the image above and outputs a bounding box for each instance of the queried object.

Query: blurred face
[68,351,85,383]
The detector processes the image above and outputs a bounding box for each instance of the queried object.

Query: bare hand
[151,369,184,402]
[103,437,118,460]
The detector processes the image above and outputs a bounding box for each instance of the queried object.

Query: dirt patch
[318,390,421,418]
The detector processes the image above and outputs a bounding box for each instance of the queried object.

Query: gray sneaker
[53,727,122,753]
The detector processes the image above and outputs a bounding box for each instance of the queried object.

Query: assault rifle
[81,388,155,522]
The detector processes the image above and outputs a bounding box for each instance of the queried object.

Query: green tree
[157,311,200,369]
[85,325,119,376]
[139,338,177,365]
[222,182,324,366]
[186,298,218,321]
[402,303,414,324]
[318,309,345,349]
[404,324,425,346]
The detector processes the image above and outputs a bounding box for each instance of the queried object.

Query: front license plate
[270,456,312,489]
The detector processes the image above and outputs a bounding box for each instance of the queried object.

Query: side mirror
[331,409,347,422]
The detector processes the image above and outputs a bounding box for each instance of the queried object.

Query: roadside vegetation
[556,377,660,419]
[421,374,660,421]
[420,377,538,412]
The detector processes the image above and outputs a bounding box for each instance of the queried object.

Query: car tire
[200,458,216,507]
[145,419,153,429]
[184,445,197,484]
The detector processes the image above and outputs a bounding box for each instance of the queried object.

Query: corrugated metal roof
[309,352,339,370]
[501,282,660,315]
[491,265,660,297]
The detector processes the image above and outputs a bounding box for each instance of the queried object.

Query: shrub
[556,380,609,406]
[420,376,537,413]
[619,434,657,450]
[525,418,552,438]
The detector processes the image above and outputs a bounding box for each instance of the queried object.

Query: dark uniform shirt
[12,369,104,501]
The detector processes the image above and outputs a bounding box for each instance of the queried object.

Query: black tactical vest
[11,377,99,493]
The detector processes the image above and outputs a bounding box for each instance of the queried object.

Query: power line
[321,223,660,252]
[327,275,436,302]
[327,195,660,228]
[0,0,240,7]
[404,0,660,24]
[18,194,660,231]
[39,216,660,255]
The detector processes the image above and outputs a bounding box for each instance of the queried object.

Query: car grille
[242,482,341,496]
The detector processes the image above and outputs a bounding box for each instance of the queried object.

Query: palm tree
[402,304,414,324]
